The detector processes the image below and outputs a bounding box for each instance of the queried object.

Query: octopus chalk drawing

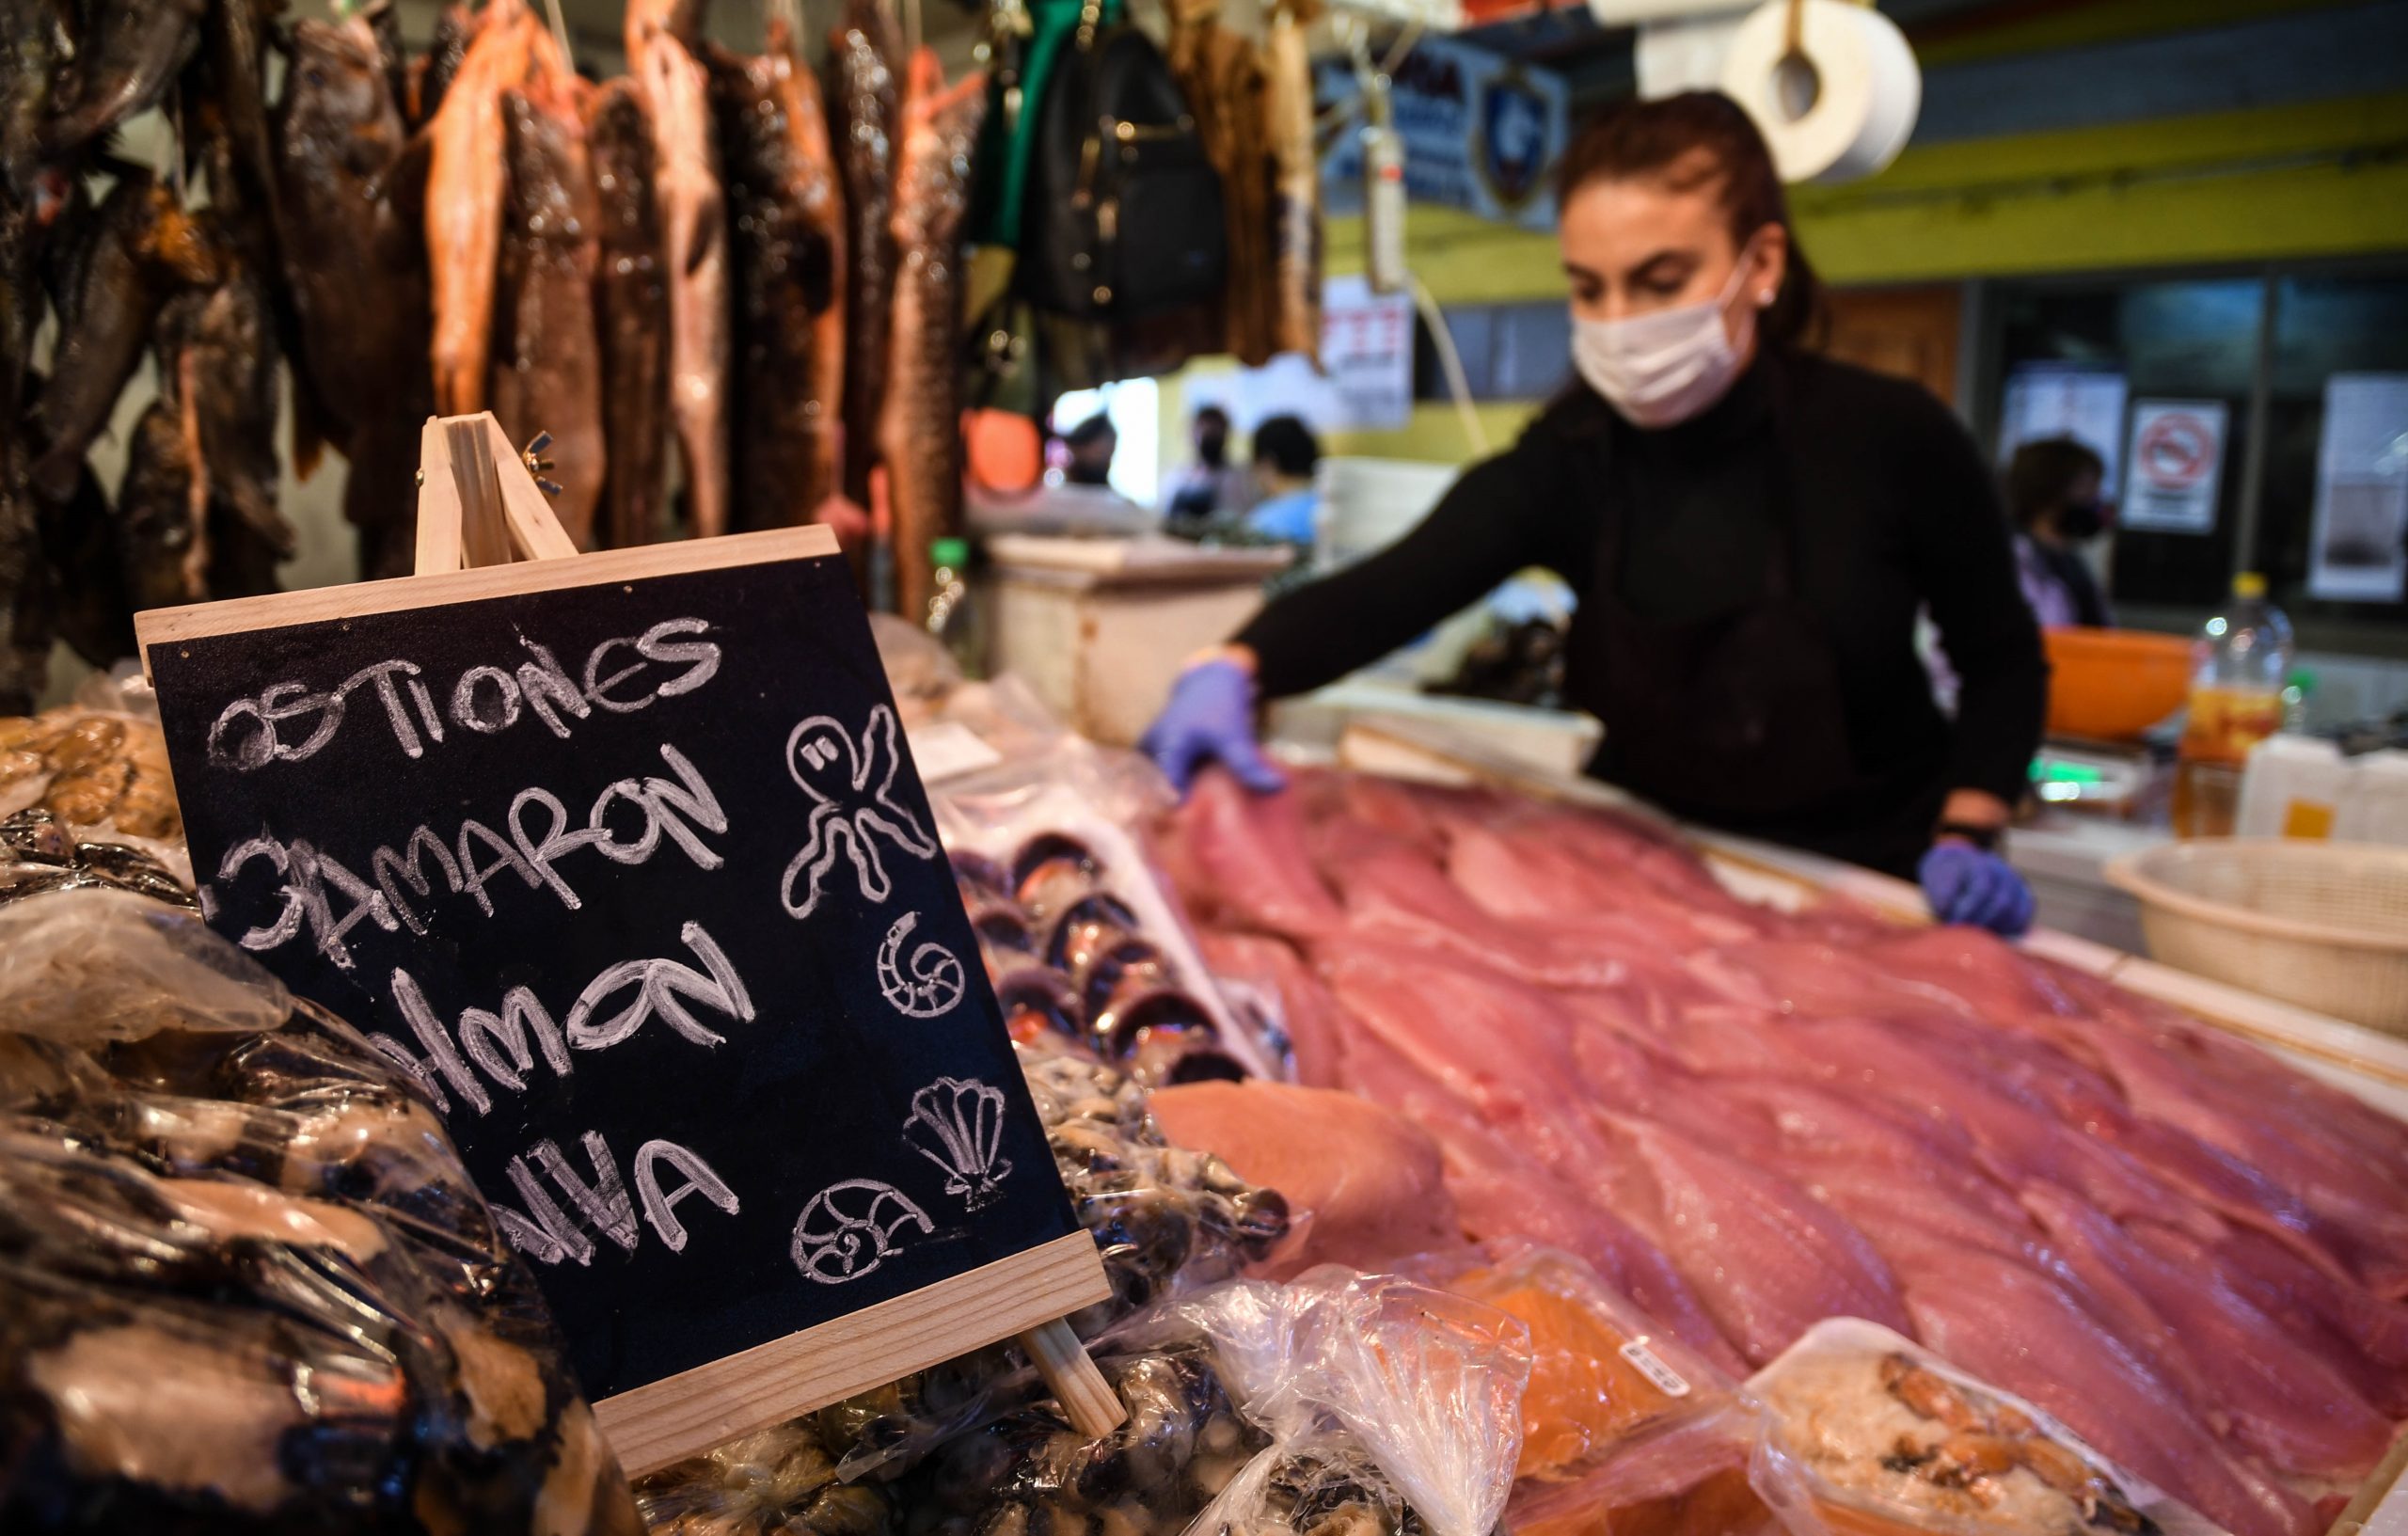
[790,1180,936,1284]
[878,912,967,1019]
[903,1076,1013,1210]
[780,705,941,921]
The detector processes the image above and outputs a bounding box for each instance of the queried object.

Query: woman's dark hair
[1554,91,1826,349]
[2004,436,2106,530]
[1252,415,1321,479]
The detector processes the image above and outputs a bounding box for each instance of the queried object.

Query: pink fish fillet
[1168,769,1344,940]
[1899,1244,2320,1536]
[1790,1015,2221,1239]
[1339,1027,1747,1378]
[1597,1113,1911,1365]
[2022,1183,2391,1479]
[1196,928,1347,1089]
[1446,821,1749,958]
[2165,1224,2408,1416]
[1323,839,1636,990]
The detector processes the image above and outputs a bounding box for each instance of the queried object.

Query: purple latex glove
[1918,841,2035,938]
[1140,658,1287,798]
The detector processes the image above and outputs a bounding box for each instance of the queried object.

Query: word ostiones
[205,618,720,771]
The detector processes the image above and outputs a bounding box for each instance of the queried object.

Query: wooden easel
[413,413,1126,1448]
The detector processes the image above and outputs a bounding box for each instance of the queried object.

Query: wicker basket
[2105,840,2408,1034]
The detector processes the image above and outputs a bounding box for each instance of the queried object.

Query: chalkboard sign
[137,524,1110,1473]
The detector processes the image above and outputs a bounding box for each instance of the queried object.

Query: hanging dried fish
[709,10,846,530]
[879,48,984,623]
[584,77,671,549]
[273,12,433,578]
[492,63,606,546]
[1263,0,1319,362]
[425,0,535,415]
[627,0,729,537]
[27,170,217,506]
[827,0,899,514]
[38,0,206,163]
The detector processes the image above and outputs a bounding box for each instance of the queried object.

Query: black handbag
[1020,0,1227,320]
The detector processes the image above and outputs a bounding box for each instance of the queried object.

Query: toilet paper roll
[1719,0,1920,185]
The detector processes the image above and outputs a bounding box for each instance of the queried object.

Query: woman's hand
[1919,838,2034,937]
[1139,650,1286,799]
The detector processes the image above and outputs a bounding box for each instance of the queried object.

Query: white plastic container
[2237,735,2351,839]
[2337,751,2408,847]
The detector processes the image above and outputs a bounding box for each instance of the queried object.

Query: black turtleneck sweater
[1234,350,2049,874]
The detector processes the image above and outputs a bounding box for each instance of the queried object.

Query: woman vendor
[1140,92,2047,936]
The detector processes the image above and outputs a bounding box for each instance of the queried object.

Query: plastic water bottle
[926,537,981,676]
[2173,573,2294,836]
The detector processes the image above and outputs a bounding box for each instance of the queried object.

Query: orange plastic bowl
[2043,626,2193,741]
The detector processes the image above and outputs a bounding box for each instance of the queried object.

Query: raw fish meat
[2021,1183,2390,1478]
[1899,1244,2320,1536]
[1142,769,2408,1528]
[1164,769,1344,940]
[1596,1114,1909,1364]
[1149,1079,1458,1275]
[1196,929,1346,1088]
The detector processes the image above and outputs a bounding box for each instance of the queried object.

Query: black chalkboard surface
[138,527,1105,1470]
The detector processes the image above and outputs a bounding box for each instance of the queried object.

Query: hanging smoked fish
[828,0,900,514]
[491,45,607,547]
[1264,0,1319,362]
[273,12,433,578]
[708,4,846,532]
[425,0,536,415]
[627,0,730,537]
[584,78,671,549]
[879,48,985,625]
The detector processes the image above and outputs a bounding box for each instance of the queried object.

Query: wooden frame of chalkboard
[135,420,1119,1476]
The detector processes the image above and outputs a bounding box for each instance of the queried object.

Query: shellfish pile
[0,875,639,1533]
[953,833,1251,1087]
[0,710,181,841]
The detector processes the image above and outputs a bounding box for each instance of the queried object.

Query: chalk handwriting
[876,912,965,1019]
[365,920,754,1116]
[791,1180,934,1284]
[780,705,940,920]
[492,1130,742,1264]
[902,1077,1012,1210]
[201,742,725,967]
[205,619,721,771]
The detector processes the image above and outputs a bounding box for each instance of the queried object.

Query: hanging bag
[1021,0,1228,320]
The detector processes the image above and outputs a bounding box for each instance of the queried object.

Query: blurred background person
[2007,435,2114,629]
[1062,414,1119,487]
[1165,405,1256,532]
[1243,415,1323,546]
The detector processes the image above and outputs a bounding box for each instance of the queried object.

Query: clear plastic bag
[0,885,641,1533]
[1747,1319,2227,1536]
[636,1418,896,1535]
[1175,1268,1535,1536]
[936,738,1281,1081]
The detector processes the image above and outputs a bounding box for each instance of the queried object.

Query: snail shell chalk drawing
[879,911,967,1019]
[791,1180,935,1284]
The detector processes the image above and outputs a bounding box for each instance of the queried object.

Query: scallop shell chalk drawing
[879,912,966,1019]
[903,1076,1013,1210]
[781,705,942,921]
[791,1180,935,1284]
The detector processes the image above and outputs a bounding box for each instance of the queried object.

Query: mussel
[1073,935,1174,1025]
[993,969,1085,1048]
[1012,833,1101,917]
[950,851,1012,904]
[1046,892,1142,974]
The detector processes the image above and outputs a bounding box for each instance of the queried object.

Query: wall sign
[1319,37,1567,232]
[137,520,1109,1475]
[2310,373,2408,603]
[2121,400,2226,535]
[1998,365,2128,492]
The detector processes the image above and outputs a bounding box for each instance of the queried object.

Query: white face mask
[1572,250,1764,429]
